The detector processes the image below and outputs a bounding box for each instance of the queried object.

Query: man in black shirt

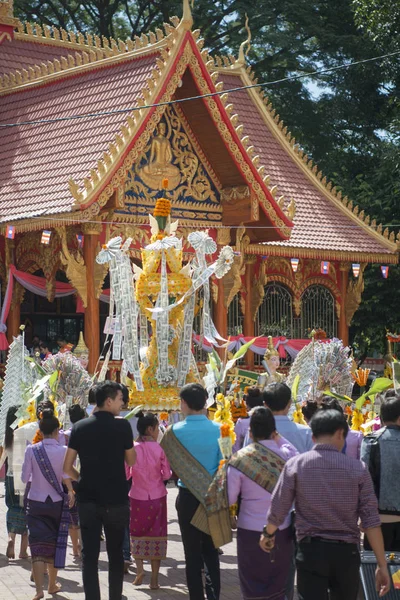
[64,381,135,600]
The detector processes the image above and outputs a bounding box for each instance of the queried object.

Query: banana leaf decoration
[221,338,258,384]
[323,390,352,404]
[356,377,393,410]
[123,405,145,421]
[291,374,300,403]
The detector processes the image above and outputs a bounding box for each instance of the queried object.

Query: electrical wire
[1,49,400,129]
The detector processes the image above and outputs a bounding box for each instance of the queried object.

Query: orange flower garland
[32,430,43,444]
[154,198,171,217]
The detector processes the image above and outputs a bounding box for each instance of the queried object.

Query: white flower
[214,246,235,279]
[188,231,217,255]
[96,237,122,264]
[145,236,181,251]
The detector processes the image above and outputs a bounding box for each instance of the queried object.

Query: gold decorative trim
[247,243,399,265]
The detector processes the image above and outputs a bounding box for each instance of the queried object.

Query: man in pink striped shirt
[260,409,390,599]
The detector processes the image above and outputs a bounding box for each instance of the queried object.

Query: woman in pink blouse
[126,411,172,590]
[228,406,298,600]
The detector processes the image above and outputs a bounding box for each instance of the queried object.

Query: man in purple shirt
[260,409,390,600]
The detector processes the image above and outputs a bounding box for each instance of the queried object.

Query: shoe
[124,561,131,574]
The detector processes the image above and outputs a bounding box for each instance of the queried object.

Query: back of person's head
[96,381,122,408]
[249,406,276,441]
[5,406,18,449]
[309,409,349,439]
[69,404,86,424]
[120,384,129,407]
[36,399,54,420]
[244,386,264,410]
[39,341,50,351]
[380,392,400,424]
[263,383,291,412]
[302,401,319,423]
[39,408,60,435]
[136,411,158,436]
[321,396,344,415]
[180,383,208,412]
[88,384,99,405]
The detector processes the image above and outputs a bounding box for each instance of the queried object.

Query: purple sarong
[237,526,293,600]
[26,497,62,563]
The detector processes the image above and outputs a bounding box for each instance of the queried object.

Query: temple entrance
[20,270,83,351]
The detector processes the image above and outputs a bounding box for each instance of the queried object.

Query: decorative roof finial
[0,0,18,34]
[179,0,194,31]
[235,14,251,66]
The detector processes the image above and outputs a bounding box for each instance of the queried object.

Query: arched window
[300,285,337,338]
[228,294,243,336]
[256,282,293,337]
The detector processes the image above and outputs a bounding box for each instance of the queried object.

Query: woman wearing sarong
[1,406,28,559]
[22,409,75,600]
[227,406,298,600]
[127,411,172,590]
[232,387,264,453]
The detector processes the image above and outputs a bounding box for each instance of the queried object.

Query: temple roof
[0,1,398,260]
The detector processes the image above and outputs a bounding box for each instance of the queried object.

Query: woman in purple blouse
[21,409,75,600]
[228,406,298,600]
[232,387,264,454]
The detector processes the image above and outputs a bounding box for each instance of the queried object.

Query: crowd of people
[1,379,400,600]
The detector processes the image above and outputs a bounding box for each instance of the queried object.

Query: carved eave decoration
[212,56,398,260]
[345,263,367,327]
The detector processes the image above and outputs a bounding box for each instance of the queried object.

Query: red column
[243,257,256,369]
[339,264,349,346]
[83,228,100,373]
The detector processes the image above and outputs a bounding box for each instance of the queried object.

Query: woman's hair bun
[247,386,261,397]
[41,407,54,419]
[136,410,144,419]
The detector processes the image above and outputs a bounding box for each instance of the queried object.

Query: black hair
[36,399,55,420]
[4,406,18,450]
[120,384,129,406]
[262,383,291,412]
[136,411,158,436]
[39,408,60,435]
[381,392,400,424]
[180,383,208,411]
[88,384,98,405]
[68,404,86,424]
[309,409,349,439]
[249,406,276,441]
[321,396,344,415]
[244,386,264,410]
[39,341,50,350]
[96,381,122,407]
[302,401,319,423]
[56,337,66,343]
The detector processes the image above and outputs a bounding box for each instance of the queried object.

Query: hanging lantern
[321,261,330,275]
[41,230,51,245]
[6,225,15,240]
[290,258,299,273]
[381,265,389,279]
[352,263,360,278]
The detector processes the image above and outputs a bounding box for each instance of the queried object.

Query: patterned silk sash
[229,442,286,493]
[32,442,69,569]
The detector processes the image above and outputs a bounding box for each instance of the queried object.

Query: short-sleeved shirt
[68,411,133,506]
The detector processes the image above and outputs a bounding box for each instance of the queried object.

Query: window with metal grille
[227,294,243,336]
[255,282,294,338]
[300,285,337,338]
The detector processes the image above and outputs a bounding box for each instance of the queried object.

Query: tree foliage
[13,0,400,354]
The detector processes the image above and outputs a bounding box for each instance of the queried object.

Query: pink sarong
[129,496,167,560]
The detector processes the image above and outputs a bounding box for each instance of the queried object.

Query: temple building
[0,0,398,373]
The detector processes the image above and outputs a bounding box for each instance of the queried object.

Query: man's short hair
[310,409,349,439]
[381,392,400,424]
[88,384,99,405]
[96,381,122,407]
[36,399,54,420]
[262,383,291,412]
[180,383,208,411]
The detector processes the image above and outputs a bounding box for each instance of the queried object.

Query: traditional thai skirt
[237,526,293,600]
[5,475,27,535]
[26,497,62,563]
[130,496,167,560]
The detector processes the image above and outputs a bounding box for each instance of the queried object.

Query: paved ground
[0,483,242,600]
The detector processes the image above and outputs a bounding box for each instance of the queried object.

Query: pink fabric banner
[192,335,328,358]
